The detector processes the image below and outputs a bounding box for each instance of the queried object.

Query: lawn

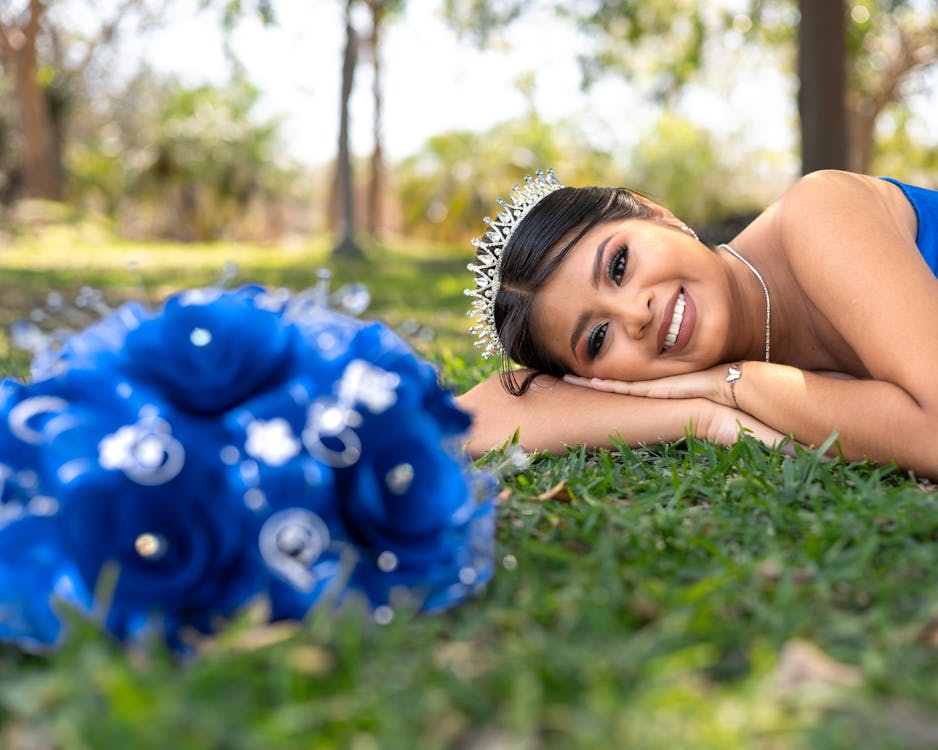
[2,220,938,749]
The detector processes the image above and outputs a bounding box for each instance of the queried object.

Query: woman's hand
[563,363,738,408]
[706,404,793,453]
[457,369,791,458]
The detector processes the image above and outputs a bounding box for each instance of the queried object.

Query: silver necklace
[718,243,771,362]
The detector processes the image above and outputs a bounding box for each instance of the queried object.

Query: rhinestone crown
[465,169,564,359]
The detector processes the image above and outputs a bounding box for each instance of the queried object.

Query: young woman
[457,169,938,478]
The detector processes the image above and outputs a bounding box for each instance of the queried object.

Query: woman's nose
[623,289,653,339]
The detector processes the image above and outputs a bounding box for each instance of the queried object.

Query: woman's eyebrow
[569,233,617,359]
[591,234,615,289]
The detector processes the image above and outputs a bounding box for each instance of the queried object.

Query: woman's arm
[456,371,788,458]
[569,363,931,471]
[714,362,937,471]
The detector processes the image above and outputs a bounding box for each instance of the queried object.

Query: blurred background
[0,0,936,248]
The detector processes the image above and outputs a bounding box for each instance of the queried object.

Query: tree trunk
[0,1,60,200]
[846,104,876,174]
[366,1,385,239]
[332,0,363,258]
[797,0,847,174]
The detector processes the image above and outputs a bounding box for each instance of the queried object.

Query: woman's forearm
[456,373,786,458]
[731,362,938,476]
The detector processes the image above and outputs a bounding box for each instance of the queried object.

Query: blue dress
[880,177,938,274]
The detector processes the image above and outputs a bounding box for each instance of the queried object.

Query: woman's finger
[562,374,593,388]
[563,372,721,401]
[564,375,634,394]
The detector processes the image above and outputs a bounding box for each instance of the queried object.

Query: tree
[333,0,363,258]
[0,1,57,199]
[843,2,938,173]
[798,0,847,172]
[360,0,404,239]
[735,0,938,173]
[628,111,757,225]
[330,0,404,255]
[0,0,155,201]
[0,0,277,204]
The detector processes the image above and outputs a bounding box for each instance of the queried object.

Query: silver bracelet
[725,362,743,409]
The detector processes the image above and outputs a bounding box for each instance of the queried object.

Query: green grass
[2,224,938,749]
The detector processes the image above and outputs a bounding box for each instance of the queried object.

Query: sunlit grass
[0,222,481,378]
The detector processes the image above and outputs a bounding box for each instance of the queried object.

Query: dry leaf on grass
[772,639,863,690]
[288,644,335,675]
[535,481,573,503]
[916,615,938,645]
[200,620,300,655]
[434,640,493,680]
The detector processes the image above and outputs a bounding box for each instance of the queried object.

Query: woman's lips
[657,287,696,356]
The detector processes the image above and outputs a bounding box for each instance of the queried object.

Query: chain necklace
[718,243,771,362]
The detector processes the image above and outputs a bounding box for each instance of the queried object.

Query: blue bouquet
[0,284,495,650]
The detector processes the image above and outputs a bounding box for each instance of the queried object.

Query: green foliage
[441,0,531,44]
[627,111,751,226]
[396,113,621,243]
[844,2,938,110]
[871,106,938,186]
[443,0,707,100]
[206,0,278,29]
[401,108,769,236]
[565,0,707,98]
[67,71,298,241]
[733,0,938,173]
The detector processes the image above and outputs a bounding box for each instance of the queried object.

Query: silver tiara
[465,168,565,359]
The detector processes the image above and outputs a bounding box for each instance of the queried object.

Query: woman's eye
[607,246,628,286]
[587,322,608,359]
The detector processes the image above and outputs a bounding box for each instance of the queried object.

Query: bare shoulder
[770,170,938,387]
[773,170,923,294]
[775,170,917,251]
[780,169,886,204]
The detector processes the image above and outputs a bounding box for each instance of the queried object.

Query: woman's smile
[658,287,696,356]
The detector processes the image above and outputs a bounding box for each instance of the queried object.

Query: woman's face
[531,216,735,381]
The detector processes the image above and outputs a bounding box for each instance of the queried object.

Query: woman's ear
[633,193,678,221]
[633,194,697,238]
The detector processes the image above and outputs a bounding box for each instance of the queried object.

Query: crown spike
[465,168,565,359]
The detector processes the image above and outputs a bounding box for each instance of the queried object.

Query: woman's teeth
[663,292,686,351]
